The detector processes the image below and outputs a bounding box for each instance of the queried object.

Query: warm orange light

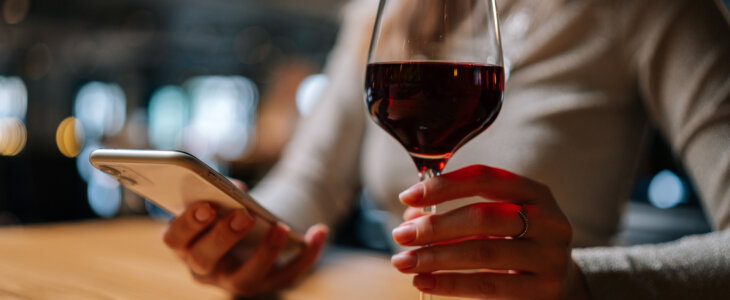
[0,117,27,156]
[56,117,85,158]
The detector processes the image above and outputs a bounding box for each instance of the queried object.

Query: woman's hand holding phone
[162,180,329,296]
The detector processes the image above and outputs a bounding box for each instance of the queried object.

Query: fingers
[392,239,544,274]
[393,202,540,246]
[413,272,559,299]
[186,209,256,276]
[224,222,291,295]
[259,224,329,291]
[391,166,575,299]
[163,200,325,296]
[163,202,217,257]
[399,165,554,207]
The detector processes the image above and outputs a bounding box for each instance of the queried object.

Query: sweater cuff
[572,230,730,300]
[572,247,656,299]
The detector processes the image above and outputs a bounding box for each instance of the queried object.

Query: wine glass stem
[419,168,438,214]
[418,168,439,300]
[420,291,432,300]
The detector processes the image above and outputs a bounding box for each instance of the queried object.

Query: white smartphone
[89,149,304,260]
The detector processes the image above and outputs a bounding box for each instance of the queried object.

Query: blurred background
[0,0,342,224]
[0,0,728,247]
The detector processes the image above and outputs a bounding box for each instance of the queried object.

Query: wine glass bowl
[365,0,504,176]
[365,61,504,173]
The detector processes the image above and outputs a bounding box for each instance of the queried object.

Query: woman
[162,0,730,298]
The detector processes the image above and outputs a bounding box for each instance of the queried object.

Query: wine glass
[364,0,503,298]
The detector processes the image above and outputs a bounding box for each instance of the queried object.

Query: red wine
[365,61,504,173]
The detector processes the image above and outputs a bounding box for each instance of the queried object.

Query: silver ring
[512,204,529,239]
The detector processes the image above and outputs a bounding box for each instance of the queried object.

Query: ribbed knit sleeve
[573,230,730,299]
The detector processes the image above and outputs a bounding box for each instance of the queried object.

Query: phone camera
[99,166,121,176]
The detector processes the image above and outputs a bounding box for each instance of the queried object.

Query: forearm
[573,230,730,299]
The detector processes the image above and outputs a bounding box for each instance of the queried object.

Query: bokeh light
[0,117,27,156]
[0,76,27,156]
[184,76,258,160]
[73,81,126,141]
[0,76,28,120]
[76,142,101,182]
[87,168,121,218]
[296,74,328,116]
[148,85,189,150]
[56,116,85,158]
[648,169,688,209]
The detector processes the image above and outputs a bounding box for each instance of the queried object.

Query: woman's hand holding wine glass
[391,165,589,299]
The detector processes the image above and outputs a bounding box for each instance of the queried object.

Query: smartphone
[89,149,304,261]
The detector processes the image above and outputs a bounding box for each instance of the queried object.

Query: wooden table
[0,218,430,300]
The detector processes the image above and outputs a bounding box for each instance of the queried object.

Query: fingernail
[399,183,424,204]
[269,223,290,247]
[194,205,213,222]
[229,210,253,232]
[391,252,417,270]
[414,274,436,291]
[392,223,417,244]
